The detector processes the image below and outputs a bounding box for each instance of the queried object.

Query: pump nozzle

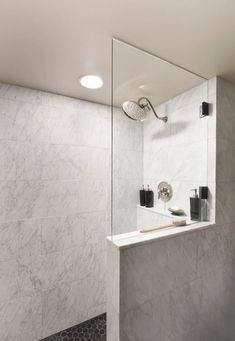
[190,189,198,198]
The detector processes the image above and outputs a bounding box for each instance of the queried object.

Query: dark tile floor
[41,313,106,341]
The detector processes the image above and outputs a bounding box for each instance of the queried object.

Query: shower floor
[41,313,106,341]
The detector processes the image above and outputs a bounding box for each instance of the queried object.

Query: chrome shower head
[122,100,147,121]
[122,97,168,123]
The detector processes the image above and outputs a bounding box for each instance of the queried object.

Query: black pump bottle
[190,189,199,221]
[145,185,154,208]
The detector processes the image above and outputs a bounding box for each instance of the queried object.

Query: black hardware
[200,101,209,118]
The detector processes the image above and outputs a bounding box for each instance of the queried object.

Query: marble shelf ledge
[107,220,215,249]
[137,204,188,218]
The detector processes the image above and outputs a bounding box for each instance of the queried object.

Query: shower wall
[113,79,216,236]
[0,83,110,340]
[108,77,235,341]
[143,79,215,219]
[112,108,143,234]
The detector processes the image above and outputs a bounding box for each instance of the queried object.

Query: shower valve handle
[157,182,173,202]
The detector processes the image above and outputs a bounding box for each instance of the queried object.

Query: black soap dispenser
[145,185,154,208]
[139,185,146,206]
[199,186,208,221]
[190,189,199,221]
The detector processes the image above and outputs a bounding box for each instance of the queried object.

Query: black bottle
[199,186,209,221]
[139,185,146,206]
[145,185,154,208]
[190,189,199,221]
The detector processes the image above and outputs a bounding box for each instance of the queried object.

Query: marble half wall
[107,77,235,341]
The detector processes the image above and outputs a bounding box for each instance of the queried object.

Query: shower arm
[138,97,168,123]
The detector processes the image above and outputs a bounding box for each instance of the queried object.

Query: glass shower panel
[111,38,209,238]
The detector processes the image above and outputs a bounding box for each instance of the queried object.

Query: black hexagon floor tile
[40,313,106,341]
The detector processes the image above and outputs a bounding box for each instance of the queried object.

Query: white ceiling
[0,0,235,105]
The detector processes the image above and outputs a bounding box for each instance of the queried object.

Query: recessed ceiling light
[79,75,103,89]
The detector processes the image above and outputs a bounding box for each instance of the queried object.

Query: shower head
[122,97,168,123]
[122,100,147,121]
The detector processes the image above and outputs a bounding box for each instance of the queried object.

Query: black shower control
[200,101,209,118]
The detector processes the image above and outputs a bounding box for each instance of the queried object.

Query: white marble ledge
[107,221,215,249]
[137,204,187,218]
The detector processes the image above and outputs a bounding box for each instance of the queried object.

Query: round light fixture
[79,75,103,89]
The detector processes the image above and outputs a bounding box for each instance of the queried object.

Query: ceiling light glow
[79,75,103,89]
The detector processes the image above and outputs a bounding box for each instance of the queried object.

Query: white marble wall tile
[0,294,42,341]
[169,324,221,341]
[0,180,71,221]
[217,79,235,142]
[113,207,137,234]
[119,274,202,341]
[41,214,85,254]
[0,99,111,148]
[0,141,110,181]
[113,178,139,210]
[0,82,9,97]
[166,82,208,113]
[113,148,143,180]
[205,138,216,182]
[107,305,120,341]
[107,242,120,340]
[0,178,110,222]
[18,247,76,295]
[41,211,109,255]
[197,223,235,277]
[0,219,41,261]
[151,232,198,297]
[42,275,105,339]
[0,221,19,261]
[40,91,85,111]
[120,299,162,341]
[0,259,19,303]
[0,99,39,141]
[2,84,44,104]
[169,104,205,145]
[113,112,143,152]
[207,77,217,99]
[17,243,106,300]
[73,245,107,285]
[217,138,235,182]
[112,107,143,233]
[159,279,202,340]
[143,113,172,153]
[107,241,120,312]
[198,263,235,340]
[165,141,203,182]
[216,181,235,224]
[120,244,152,313]
[207,91,217,140]
[41,280,86,338]
[0,83,112,340]
[82,210,110,248]
[144,147,170,181]
[70,104,111,148]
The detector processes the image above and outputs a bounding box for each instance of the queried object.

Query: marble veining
[0,83,110,341]
[107,77,235,341]
[143,80,216,220]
